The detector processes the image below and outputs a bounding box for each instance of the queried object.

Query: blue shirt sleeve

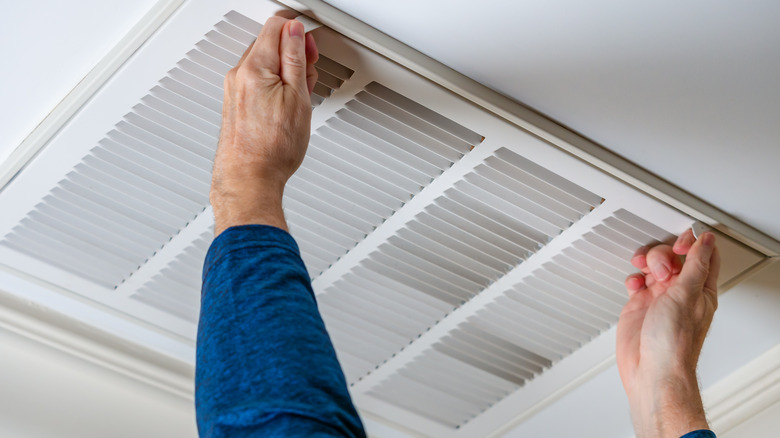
[680,430,716,438]
[196,225,367,438]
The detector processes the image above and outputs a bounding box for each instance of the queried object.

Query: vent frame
[0,1,770,438]
[279,0,780,258]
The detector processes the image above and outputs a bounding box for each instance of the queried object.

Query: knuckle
[224,68,237,86]
[647,244,672,258]
[234,66,261,86]
[267,16,288,26]
[283,52,305,69]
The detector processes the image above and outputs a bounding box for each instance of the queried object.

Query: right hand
[210,16,319,236]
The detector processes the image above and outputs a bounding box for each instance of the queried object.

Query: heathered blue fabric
[196,225,367,438]
[680,430,717,438]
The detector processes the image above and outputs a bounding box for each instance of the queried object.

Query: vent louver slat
[224,10,262,35]
[320,147,601,383]
[363,82,483,145]
[288,81,481,277]
[365,209,673,429]
[132,231,213,323]
[368,350,516,428]
[315,127,429,189]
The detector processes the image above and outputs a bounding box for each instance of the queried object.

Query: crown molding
[704,342,780,435]
[0,281,194,400]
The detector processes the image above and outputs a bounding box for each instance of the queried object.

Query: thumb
[677,232,717,298]
[279,20,308,94]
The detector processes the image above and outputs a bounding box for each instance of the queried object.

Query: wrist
[210,176,288,236]
[629,371,709,438]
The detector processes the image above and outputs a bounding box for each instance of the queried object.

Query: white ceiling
[324,0,780,243]
[0,1,778,437]
[0,0,158,164]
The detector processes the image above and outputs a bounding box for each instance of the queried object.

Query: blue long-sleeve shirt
[195,225,716,438]
[196,225,366,437]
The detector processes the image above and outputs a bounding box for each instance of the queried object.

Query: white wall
[0,327,197,438]
[722,402,780,438]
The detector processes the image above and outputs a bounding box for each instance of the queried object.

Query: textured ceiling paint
[323,0,780,241]
[0,0,159,164]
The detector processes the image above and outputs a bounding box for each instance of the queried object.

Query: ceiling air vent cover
[0,1,766,437]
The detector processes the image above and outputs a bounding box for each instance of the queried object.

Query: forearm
[629,371,709,438]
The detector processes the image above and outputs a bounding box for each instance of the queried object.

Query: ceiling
[0,0,158,164]
[323,0,780,243]
[0,1,778,437]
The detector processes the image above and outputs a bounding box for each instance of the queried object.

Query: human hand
[210,16,319,236]
[616,229,720,438]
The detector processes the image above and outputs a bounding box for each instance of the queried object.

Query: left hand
[616,228,720,437]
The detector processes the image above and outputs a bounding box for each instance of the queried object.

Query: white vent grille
[76,70,485,347]
[0,11,355,288]
[312,56,355,106]
[319,147,602,383]
[289,82,481,277]
[364,209,672,428]
[368,349,520,428]
[132,230,213,323]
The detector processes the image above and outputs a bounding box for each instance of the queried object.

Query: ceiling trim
[704,263,780,436]
[277,0,780,257]
[0,0,186,194]
[705,341,780,435]
[623,344,780,438]
[0,281,194,400]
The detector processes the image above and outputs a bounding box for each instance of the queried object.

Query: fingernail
[651,262,670,281]
[289,20,304,38]
[702,232,715,247]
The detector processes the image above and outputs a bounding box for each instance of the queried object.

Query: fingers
[625,273,646,296]
[244,16,289,74]
[306,63,318,95]
[279,20,308,94]
[231,40,256,72]
[677,232,718,297]
[673,228,696,255]
[645,244,682,282]
[631,246,649,270]
[305,33,319,95]
[703,235,721,303]
[235,16,317,96]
